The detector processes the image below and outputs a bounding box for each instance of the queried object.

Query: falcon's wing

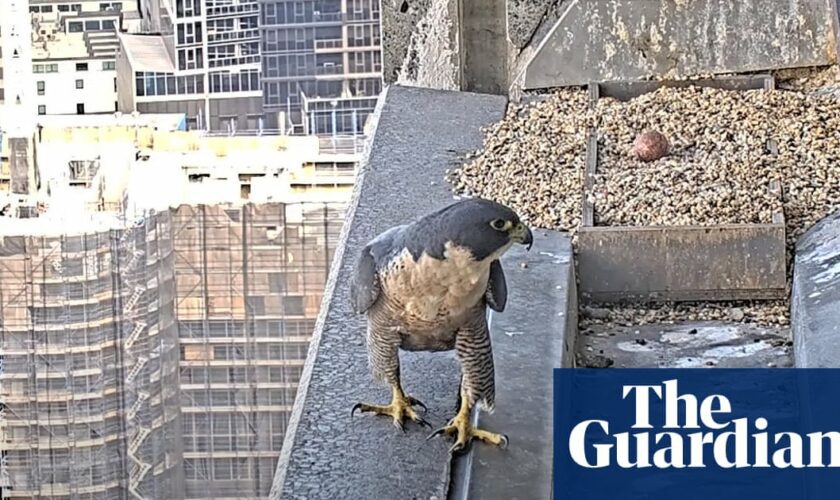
[350,225,405,314]
[484,259,507,312]
[350,245,380,314]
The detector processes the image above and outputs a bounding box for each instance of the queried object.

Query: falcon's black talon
[409,398,428,413]
[417,418,432,429]
[426,428,446,441]
[499,434,509,449]
[449,442,466,454]
[394,419,406,433]
[351,403,363,417]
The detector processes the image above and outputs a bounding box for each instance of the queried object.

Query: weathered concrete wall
[382,0,431,83]
[792,210,840,368]
[522,0,838,90]
[383,0,562,92]
[506,0,558,50]
[394,0,461,90]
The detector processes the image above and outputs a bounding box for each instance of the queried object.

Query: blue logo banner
[553,369,840,500]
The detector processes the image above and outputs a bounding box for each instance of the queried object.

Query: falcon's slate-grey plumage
[350,198,533,452]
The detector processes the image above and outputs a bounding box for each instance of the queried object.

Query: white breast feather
[384,241,512,322]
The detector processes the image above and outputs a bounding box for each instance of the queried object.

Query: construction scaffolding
[0,201,344,499]
[172,202,345,499]
[0,212,183,499]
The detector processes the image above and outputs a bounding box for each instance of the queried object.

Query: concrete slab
[792,209,840,368]
[452,231,577,500]
[522,0,838,90]
[270,86,508,499]
[579,321,793,369]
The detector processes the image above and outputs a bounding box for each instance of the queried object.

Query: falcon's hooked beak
[511,222,533,251]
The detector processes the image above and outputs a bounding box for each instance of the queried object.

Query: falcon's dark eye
[490,219,509,231]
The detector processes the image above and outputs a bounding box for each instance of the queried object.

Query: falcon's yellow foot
[351,386,431,433]
[427,407,509,454]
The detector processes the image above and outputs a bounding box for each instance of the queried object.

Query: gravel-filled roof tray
[578,76,787,303]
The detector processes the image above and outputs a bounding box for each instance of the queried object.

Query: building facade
[0,0,35,125]
[260,0,382,135]
[121,0,264,132]
[0,116,355,499]
[123,0,384,135]
[0,213,185,500]
[1,0,134,121]
[31,8,124,116]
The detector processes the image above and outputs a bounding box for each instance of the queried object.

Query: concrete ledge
[792,210,840,368]
[271,85,507,499]
[453,231,577,499]
[271,85,578,498]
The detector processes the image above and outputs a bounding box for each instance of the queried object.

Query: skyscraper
[120,0,264,131]
[121,0,383,135]
[260,0,383,135]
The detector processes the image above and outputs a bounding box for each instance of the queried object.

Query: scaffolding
[0,212,183,499]
[172,202,345,499]
[0,201,345,499]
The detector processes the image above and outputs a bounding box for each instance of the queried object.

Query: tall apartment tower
[120,0,263,131]
[260,0,383,135]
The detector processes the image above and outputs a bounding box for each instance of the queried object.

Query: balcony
[207,28,260,44]
[315,63,345,76]
[314,38,344,53]
[206,2,259,18]
[208,55,260,69]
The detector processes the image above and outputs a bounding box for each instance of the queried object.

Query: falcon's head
[407,198,534,261]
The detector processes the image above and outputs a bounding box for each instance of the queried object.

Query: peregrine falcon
[350,198,533,452]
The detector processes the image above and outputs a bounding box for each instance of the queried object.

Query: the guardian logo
[568,379,840,469]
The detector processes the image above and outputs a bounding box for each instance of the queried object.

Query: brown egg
[632,131,670,161]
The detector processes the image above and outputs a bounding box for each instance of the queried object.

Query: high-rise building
[260,0,383,135]
[122,0,383,135]
[0,212,185,500]
[0,116,354,499]
[120,0,264,131]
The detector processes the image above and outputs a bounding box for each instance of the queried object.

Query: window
[75,79,84,89]
[114,101,118,111]
[76,103,85,114]
[85,21,101,31]
[102,61,115,70]
[38,105,46,115]
[37,81,45,96]
[42,5,53,12]
[114,78,117,92]
[46,64,59,73]
[33,64,44,73]
[68,22,83,33]
[102,20,115,30]
[58,5,70,12]
[76,63,88,71]
[72,4,81,12]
